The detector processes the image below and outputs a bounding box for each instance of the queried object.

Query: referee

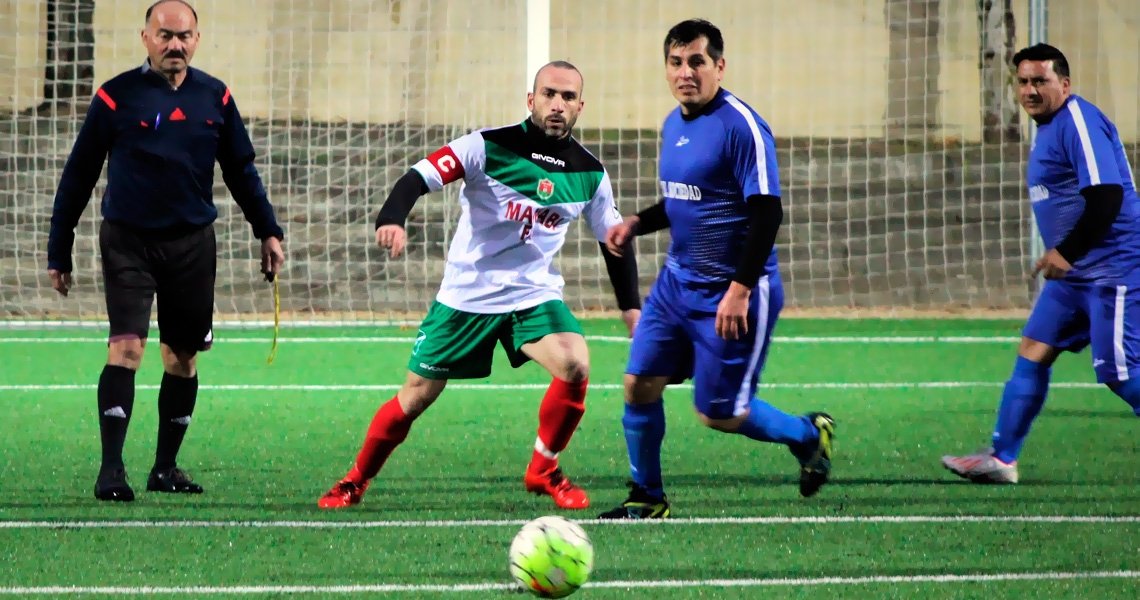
[46,0,285,502]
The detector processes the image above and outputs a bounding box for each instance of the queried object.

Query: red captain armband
[425,145,465,184]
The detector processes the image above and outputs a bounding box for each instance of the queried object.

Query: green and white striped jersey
[411,120,621,313]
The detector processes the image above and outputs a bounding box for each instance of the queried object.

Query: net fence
[1,0,1136,323]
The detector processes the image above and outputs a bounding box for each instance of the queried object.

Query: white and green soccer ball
[508,516,594,598]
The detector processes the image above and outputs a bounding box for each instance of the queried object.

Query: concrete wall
[2,0,1138,316]
[3,0,1136,140]
[0,1,47,111]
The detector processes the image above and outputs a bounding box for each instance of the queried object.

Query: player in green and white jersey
[318,61,641,511]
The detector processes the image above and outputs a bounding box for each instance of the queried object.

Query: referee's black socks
[97,365,136,472]
[154,372,199,471]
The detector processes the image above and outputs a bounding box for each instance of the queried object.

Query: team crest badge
[536,178,555,200]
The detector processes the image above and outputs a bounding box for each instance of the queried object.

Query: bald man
[47,0,285,502]
[317,61,642,511]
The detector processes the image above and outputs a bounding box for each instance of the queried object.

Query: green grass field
[1,319,1137,599]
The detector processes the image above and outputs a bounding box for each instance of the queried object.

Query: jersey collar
[140,59,194,88]
[679,88,728,121]
[1034,94,1077,125]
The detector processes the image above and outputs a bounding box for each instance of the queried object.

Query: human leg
[318,302,499,509]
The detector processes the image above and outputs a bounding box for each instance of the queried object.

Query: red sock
[346,395,413,483]
[529,378,588,475]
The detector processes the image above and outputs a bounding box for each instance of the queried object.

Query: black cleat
[147,466,204,494]
[94,467,135,502]
[597,482,670,519]
[799,412,835,498]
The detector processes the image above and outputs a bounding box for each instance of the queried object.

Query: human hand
[261,236,285,282]
[604,216,639,257]
[376,224,407,258]
[1031,249,1071,280]
[715,282,751,340]
[48,269,73,297]
[621,308,641,337]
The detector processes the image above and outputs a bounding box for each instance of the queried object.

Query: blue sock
[991,356,1050,464]
[1109,378,1140,417]
[735,398,817,448]
[622,400,666,500]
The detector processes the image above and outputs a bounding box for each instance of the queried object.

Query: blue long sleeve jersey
[47,62,284,272]
[1028,94,1140,285]
[659,88,781,284]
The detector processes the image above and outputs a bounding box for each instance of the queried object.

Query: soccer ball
[508,516,594,598]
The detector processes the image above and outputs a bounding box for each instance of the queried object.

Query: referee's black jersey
[47,61,284,272]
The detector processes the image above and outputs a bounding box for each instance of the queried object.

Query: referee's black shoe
[94,467,135,502]
[147,466,204,494]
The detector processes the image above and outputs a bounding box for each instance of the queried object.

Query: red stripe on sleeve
[222,87,232,106]
[96,88,117,111]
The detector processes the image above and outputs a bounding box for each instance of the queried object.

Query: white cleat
[941,450,1019,484]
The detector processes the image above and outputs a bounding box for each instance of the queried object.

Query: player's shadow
[0,499,115,510]
[663,473,956,487]
[380,472,1119,493]
[698,491,1122,512]
[1040,408,1138,419]
[945,408,1135,420]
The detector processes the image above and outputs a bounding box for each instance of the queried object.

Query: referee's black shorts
[99,220,216,353]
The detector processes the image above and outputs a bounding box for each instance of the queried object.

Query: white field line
[0,317,1024,329]
[0,335,1020,344]
[0,571,1136,595]
[0,381,1103,392]
[1,515,1138,529]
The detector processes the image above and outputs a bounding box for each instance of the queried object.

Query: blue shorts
[626,267,784,419]
[1023,279,1140,383]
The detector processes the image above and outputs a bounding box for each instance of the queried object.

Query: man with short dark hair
[942,43,1140,483]
[597,19,834,520]
[47,0,285,502]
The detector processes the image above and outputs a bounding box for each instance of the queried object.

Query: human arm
[372,134,483,257]
[1035,107,1130,279]
[599,243,641,335]
[1034,184,1123,279]
[603,201,670,256]
[716,106,784,339]
[374,170,430,258]
[216,89,285,280]
[47,89,115,286]
[217,89,284,243]
[715,195,783,339]
[583,172,642,335]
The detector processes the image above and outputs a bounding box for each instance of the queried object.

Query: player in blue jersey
[596,19,835,519]
[943,44,1140,484]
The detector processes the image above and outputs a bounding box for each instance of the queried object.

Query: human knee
[1017,337,1059,365]
[398,372,446,417]
[542,340,589,383]
[695,408,747,432]
[557,359,589,385]
[160,344,197,377]
[107,336,146,370]
[623,374,664,405]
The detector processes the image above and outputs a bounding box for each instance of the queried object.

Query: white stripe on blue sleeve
[1067,100,1102,185]
[724,94,771,195]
